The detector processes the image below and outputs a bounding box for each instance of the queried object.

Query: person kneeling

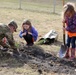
[19,20,38,46]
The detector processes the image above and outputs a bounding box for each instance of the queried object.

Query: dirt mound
[0,44,76,75]
[18,44,76,75]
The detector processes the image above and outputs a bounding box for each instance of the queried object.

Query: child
[63,2,76,60]
[19,20,38,46]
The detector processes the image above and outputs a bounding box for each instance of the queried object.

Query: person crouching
[19,20,38,46]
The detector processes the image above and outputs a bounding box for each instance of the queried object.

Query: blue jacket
[19,26,38,41]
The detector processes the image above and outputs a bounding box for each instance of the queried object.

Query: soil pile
[0,44,76,75]
[18,44,76,75]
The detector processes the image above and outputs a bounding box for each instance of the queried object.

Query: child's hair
[22,20,32,31]
[63,2,75,17]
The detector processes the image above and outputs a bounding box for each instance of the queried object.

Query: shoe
[69,57,75,60]
[64,48,70,59]
[69,48,75,60]
[26,43,34,46]
[64,55,69,59]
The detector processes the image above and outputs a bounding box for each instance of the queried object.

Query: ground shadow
[53,40,62,46]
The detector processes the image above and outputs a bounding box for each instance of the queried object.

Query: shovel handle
[62,0,65,45]
[63,23,65,45]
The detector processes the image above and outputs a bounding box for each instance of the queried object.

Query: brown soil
[0,43,76,75]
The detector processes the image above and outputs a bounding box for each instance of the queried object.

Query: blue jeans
[67,36,76,48]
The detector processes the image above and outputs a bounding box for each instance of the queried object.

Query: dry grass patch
[0,7,64,75]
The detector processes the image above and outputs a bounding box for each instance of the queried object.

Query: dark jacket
[0,24,15,48]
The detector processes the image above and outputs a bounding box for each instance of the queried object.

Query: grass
[0,0,64,13]
[0,7,62,75]
[0,0,76,75]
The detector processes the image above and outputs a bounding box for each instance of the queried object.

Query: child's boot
[70,48,75,60]
[64,48,70,58]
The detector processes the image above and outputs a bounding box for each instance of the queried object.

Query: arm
[5,32,16,48]
[19,31,23,38]
[66,15,76,32]
[66,25,76,32]
[31,27,38,41]
[19,31,27,38]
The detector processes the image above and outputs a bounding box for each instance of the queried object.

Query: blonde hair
[63,2,75,18]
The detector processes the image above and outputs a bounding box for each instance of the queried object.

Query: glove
[2,37,10,48]
[2,37,7,44]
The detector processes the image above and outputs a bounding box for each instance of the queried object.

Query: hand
[28,32,32,35]
[63,27,66,31]
[22,32,26,36]
[62,19,66,24]
[2,37,7,44]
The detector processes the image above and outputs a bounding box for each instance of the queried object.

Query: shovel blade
[59,44,67,58]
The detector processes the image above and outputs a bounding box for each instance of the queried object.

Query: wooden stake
[63,0,65,6]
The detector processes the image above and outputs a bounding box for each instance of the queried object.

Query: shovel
[59,23,68,58]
